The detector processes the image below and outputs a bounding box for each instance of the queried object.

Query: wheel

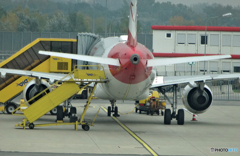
[115,106,118,114]
[29,123,34,129]
[114,106,119,116]
[139,110,141,114]
[57,106,64,121]
[177,109,184,125]
[164,109,171,125]
[156,110,160,115]
[161,111,164,116]
[135,107,138,113]
[50,107,57,115]
[5,102,17,114]
[107,106,111,116]
[147,110,149,115]
[81,90,88,99]
[82,125,90,131]
[151,111,153,116]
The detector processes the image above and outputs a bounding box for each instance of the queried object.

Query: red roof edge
[151,25,240,32]
[152,53,240,59]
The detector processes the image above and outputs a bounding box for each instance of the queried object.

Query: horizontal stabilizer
[147,55,231,67]
[39,51,120,66]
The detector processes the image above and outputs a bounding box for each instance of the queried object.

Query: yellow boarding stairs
[15,65,108,131]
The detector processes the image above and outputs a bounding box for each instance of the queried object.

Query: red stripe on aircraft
[108,43,153,84]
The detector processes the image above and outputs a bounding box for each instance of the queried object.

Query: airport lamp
[203,13,232,75]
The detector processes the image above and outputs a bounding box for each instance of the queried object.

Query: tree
[17,12,39,32]
[0,6,6,18]
[1,11,19,31]
[95,17,105,33]
[68,12,92,32]
[169,16,194,26]
[46,11,69,32]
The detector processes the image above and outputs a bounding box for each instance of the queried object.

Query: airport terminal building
[151,26,240,76]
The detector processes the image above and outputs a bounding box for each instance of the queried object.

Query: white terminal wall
[152,30,240,76]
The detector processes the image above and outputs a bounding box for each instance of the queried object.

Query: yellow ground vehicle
[0,38,77,114]
[14,65,107,131]
[135,91,166,115]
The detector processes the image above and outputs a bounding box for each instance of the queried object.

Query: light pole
[203,12,232,75]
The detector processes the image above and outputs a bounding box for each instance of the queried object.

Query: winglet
[127,0,137,47]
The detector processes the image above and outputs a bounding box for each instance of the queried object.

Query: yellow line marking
[101,106,158,156]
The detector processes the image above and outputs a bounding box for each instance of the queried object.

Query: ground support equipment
[15,65,107,131]
[146,98,166,116]
[0,38,77,114]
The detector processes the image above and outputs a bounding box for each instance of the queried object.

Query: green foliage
[0,6,6,18]
[0,0,239,33]
[169,16,194,26]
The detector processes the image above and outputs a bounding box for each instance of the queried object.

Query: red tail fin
[127,0,137,47]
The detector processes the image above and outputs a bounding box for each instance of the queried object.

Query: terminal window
[187,34,196,44]
[166,33,171,38]
[222,34,231,46]
[201,35,208,45]
[210,34,219,46]
[233,35,240,47]
[234,66,240,73]
[177,34,186,44]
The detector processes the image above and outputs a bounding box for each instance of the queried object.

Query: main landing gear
[159,85,184,125]
[107,100,120,117]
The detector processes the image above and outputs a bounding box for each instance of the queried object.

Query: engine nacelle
[23,79,52,105]
[182,83,213,114]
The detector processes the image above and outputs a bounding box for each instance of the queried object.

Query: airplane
[0,0,238,125]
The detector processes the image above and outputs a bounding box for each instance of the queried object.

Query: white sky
[155,0,240,7]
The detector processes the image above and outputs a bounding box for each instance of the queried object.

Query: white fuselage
[89,37,155,100]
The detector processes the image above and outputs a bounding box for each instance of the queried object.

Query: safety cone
[191,114,197,121]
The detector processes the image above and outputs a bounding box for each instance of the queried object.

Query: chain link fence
[0,32,153,60]
[0,31,239,101]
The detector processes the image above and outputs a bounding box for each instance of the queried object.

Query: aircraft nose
[130,54,140,65]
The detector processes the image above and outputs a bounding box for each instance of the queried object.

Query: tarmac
[0,99,240,156]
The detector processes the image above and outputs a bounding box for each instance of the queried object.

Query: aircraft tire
[107,106,111,116]
[5,102,17,114]
[177,109,184,125]
[114,106,118,115]
[164,109,171,125]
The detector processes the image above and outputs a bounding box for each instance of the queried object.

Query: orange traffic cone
[191,114,197,121]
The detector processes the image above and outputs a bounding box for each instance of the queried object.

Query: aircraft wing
[0,68,69,82]
[39,51,120,66]
[147,55,231,67]
[151,74,240,88]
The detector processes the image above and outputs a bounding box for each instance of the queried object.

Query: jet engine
[182,83,213,114]
[23,79,52,105]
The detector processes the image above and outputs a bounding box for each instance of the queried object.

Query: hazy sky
[155,0,240,7]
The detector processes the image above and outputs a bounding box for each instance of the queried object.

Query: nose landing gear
[107,100,120,117]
